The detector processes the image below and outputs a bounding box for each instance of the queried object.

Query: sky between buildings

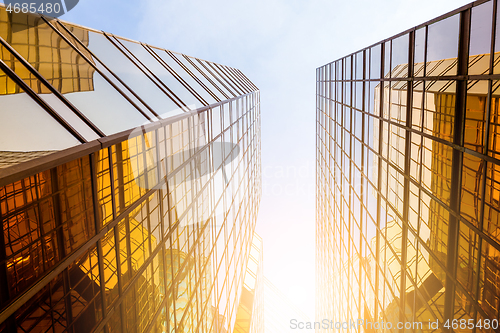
[45,0,473,320]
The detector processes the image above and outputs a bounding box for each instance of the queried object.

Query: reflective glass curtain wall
[317,0,500,332]
[0,6,261,333]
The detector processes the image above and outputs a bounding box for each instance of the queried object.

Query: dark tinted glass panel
[427,14,460,76]
[469,1,493,75]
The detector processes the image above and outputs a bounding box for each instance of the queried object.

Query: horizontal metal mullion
[0,182,158,324]
[0,92,257,187]
[0,94,259,322]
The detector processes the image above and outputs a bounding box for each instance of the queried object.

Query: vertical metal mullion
[89,153,109,333]
[402,31,415,326]
[0,198,15,332]
[471,2,499,329]
[107,146,126,333]
[50,167,75,331]
[444,8,471,328]
[154,126,169,333]
[370,45,382,324]
[0,59,86,144]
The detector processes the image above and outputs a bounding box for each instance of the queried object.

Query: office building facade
[316,0,500,331]
[0,5,261,333]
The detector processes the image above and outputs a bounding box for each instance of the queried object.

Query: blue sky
[56,0,473,319]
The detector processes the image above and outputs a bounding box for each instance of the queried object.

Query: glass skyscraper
[0,5,261,333]
[317,0,500,332]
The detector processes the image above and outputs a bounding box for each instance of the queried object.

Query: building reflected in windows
[317,1,500,331]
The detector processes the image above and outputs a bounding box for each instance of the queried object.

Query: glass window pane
[355,51,364,80]
[0,69,80,151]
[427,14,460,76]
[391,34,409,78]
[484,162,500,244]
[460,153,483,228]
[469,1,493,75]
[384,41,390,78]
[414,28,426,77]
[421,136,453,204]
[423,80,456,142]
[465,80,488,153]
